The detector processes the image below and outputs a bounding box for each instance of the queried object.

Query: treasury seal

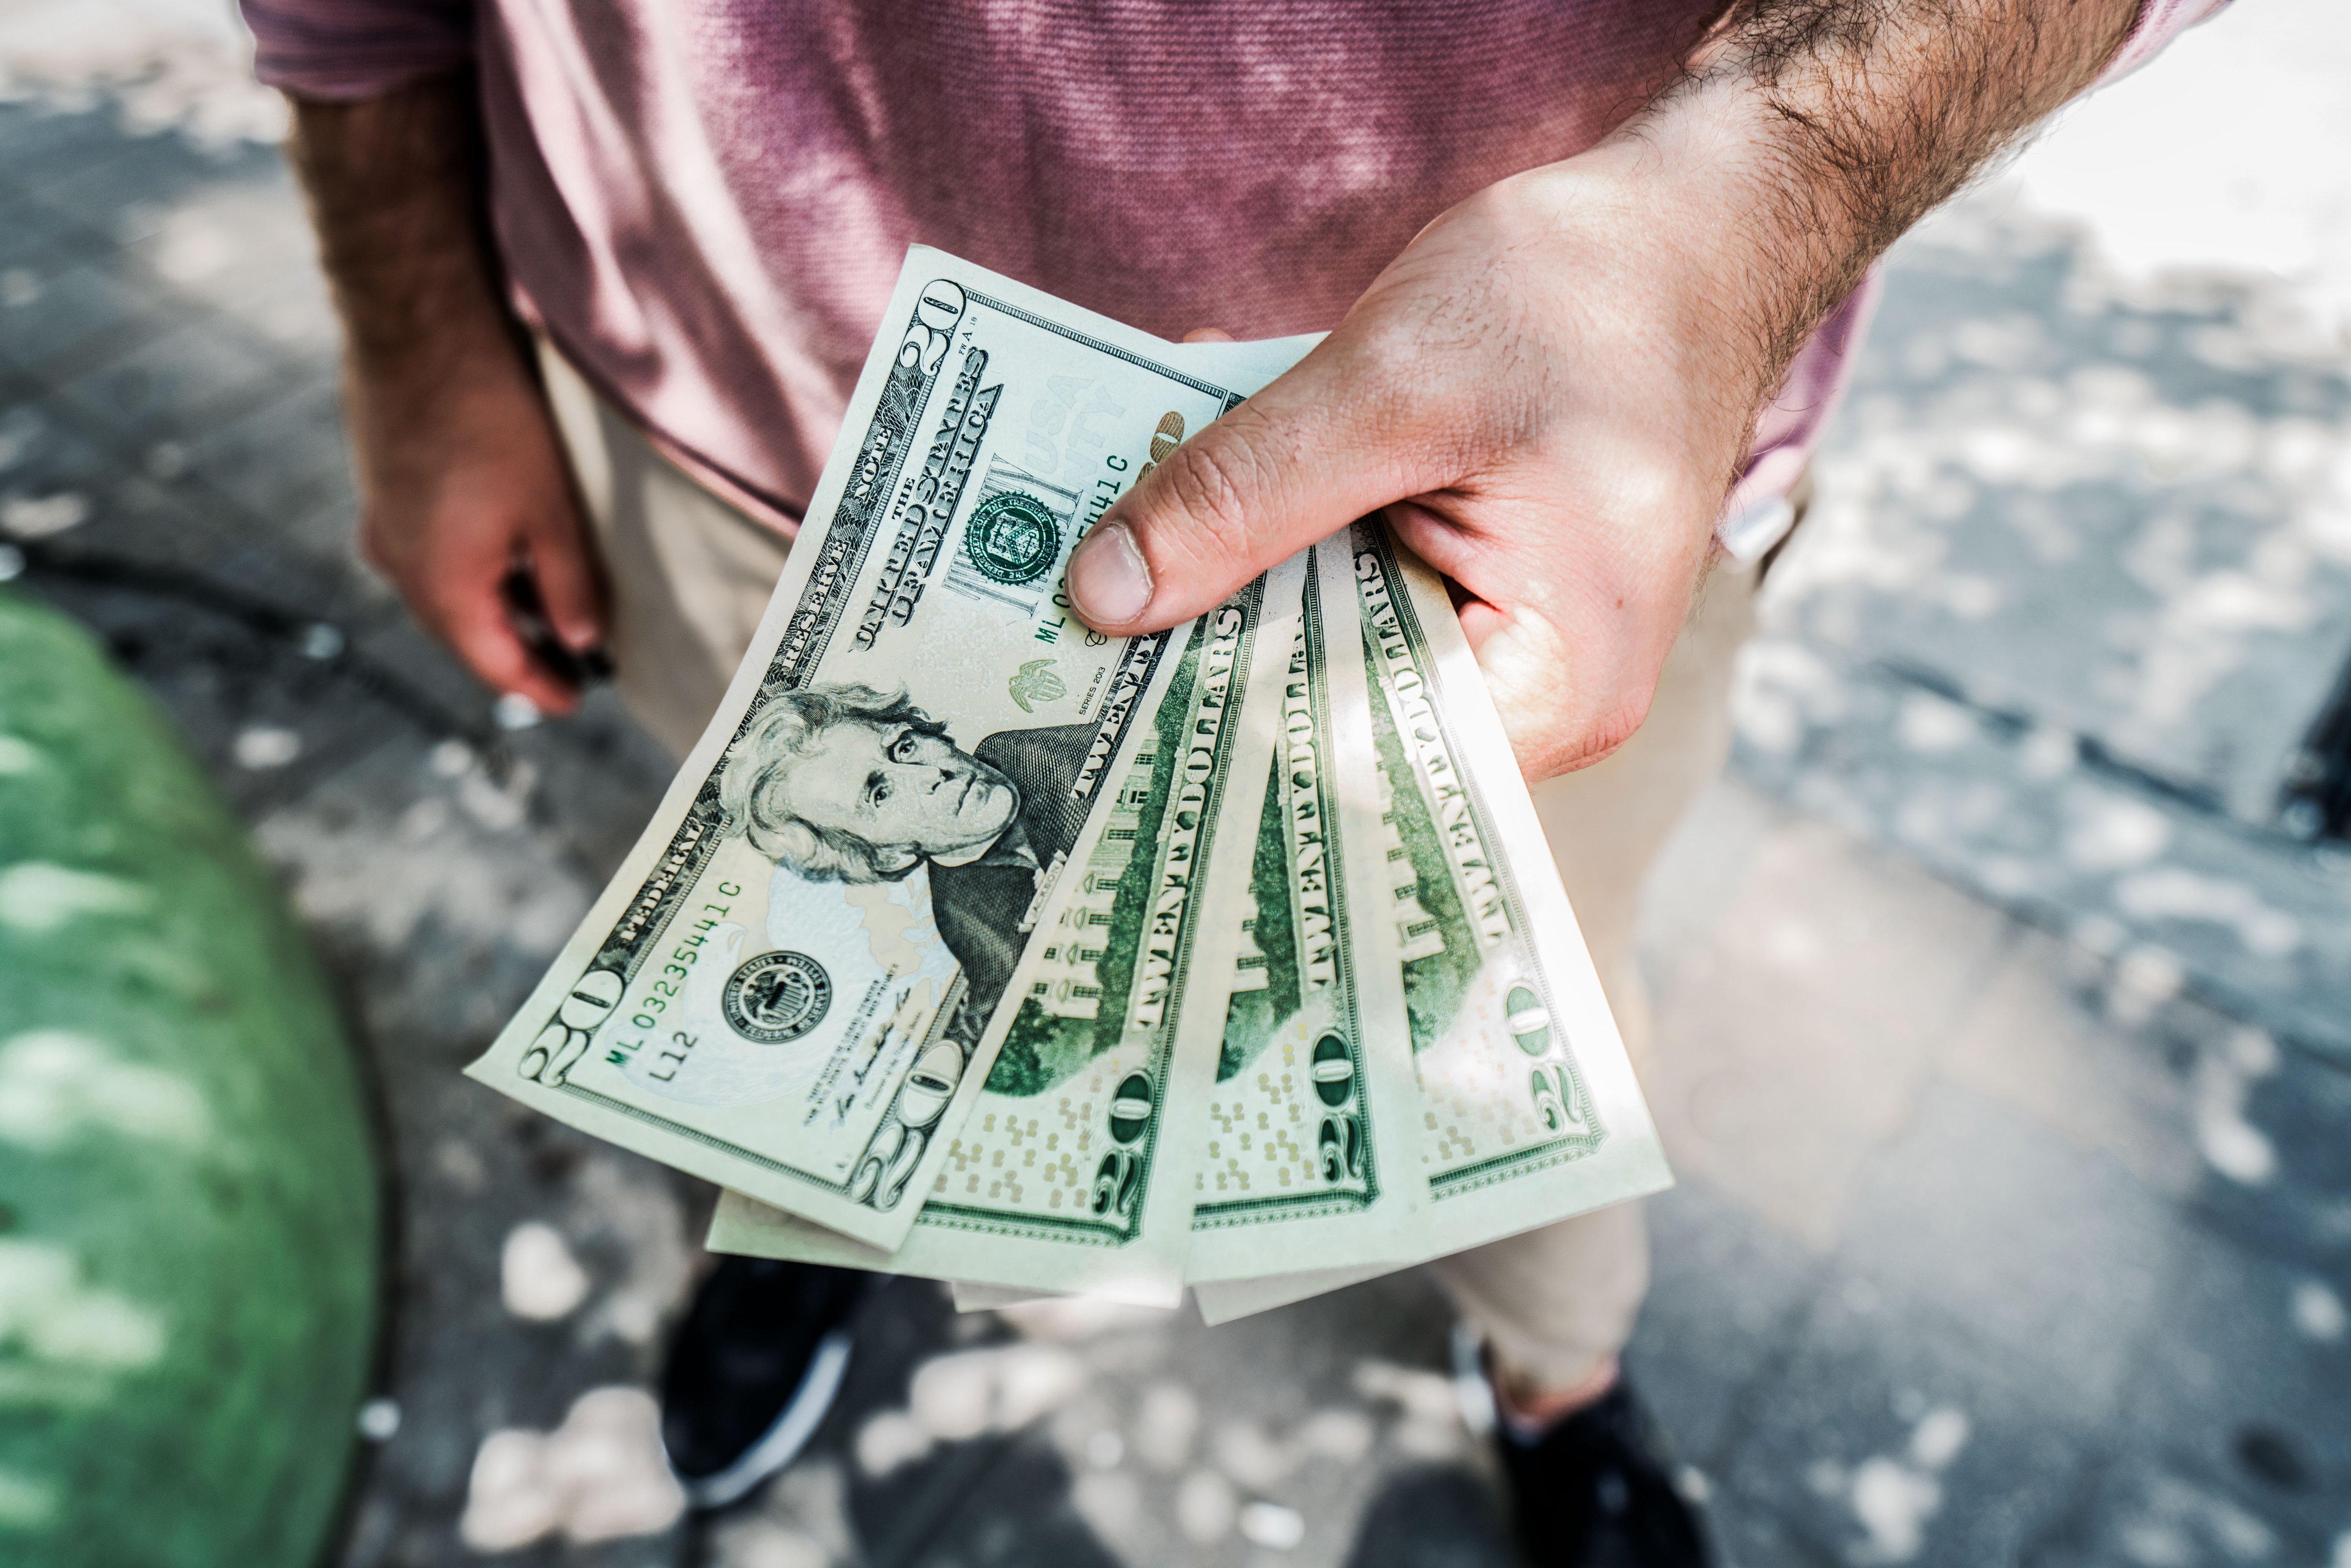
[964,491,1062,586]
[721,951,833,1044]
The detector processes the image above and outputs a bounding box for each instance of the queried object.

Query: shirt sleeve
[239,0,478,101]
[2094,0,2232,87]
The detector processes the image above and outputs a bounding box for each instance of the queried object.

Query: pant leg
[536,340,793,759]
[1426,557,1760,1392]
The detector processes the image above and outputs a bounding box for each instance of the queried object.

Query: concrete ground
[2,8,2347,1567]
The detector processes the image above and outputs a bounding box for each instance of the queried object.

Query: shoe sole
[676,1327,854,1511]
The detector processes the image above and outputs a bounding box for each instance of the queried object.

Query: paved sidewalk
[1,53,2346,1568]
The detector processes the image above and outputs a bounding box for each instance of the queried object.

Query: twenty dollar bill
[469,250,1306,1250]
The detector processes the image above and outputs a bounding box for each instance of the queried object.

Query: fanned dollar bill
[1325,525,1670,1261]
[710,559,1304,1304]
[467,250,1312,1250]
[1184,543,1426,1281]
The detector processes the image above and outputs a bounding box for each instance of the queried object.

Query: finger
[524,502,606,652]
[1180,327,1236,343]
[441,575,582,717]
[1066,338,1433,634]
[1384,501,1660,782]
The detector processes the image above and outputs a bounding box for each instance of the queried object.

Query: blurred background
[0,2,2345,1564]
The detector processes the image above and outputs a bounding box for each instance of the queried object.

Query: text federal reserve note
[712,559,1303,1303]
[468,251,1298,1250]
[1185,544,1425,1281]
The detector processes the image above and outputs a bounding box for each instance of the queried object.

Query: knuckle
[1151,433,1265,560]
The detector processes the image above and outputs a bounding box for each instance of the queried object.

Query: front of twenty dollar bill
[467,250,1307,1251]
[711,559,1304,1304]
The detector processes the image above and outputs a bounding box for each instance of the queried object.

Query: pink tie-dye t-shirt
[241,0,2226,539]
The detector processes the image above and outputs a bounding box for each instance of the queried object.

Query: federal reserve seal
[721,951,833,1044]
[964,491,1062,586]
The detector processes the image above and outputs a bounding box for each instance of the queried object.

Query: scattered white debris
[2106,946,2185,1027]
[0,1029,209,1151]
[299,623,344,660]
[1238,1500,1306,1550]
[2224,1026,2281,1077]
[0,1237,168,1373]
[356,1398,401,1442]
[852,1343,1089,1477]
[1174,1469,1236,1545]
[501,1222,591,1322]
[0,863,148,932]
[1730,637,1848,756]
[2113,869,2301,958]
[2063,792,2173,871]
[1084,1428,1123,1469]
[457,758,537,832]
[1,492,89,539]
[714,1458,855,1568]
[1068,1471,1141,1545]
[2194,1039,2281,1186]
[852,1411,928,1478]
[0,544,22,582]
[2197,1114,2278,1186]
[429,739,474,777]
[231,726,300,770]
[1134,1383,1199,1471]
[458,1386,683,1550]
[1851,1455,1942,1563]
[1212,1420,1298,1488]
[1294,1408,1376,1464]
[399,797,449,842]
[2290,1280,2346,1342]
[1815,1404,1972,1564]
[494,692,543,731]
[2115,1473,2279,1567]
[1908,1407,1971,1470]
[0,269,37,308]
[0,1467,57,1529]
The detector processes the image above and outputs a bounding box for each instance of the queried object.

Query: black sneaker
[1492,1373,1712,1567]
[658,1257,869,1509]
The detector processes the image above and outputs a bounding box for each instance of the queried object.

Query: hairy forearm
[1561,0,2139,446]
[286,71,519,391]
[1694,0,2139,357]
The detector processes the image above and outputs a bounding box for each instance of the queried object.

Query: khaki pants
[540,345,1757,1392]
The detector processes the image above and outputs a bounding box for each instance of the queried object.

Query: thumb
[1066,337,1427,633]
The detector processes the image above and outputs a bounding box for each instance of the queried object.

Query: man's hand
[289,74,601,716]
[1066,0,2141,781]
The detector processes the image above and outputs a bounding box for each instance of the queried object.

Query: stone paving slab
[1736,191,2351,1068]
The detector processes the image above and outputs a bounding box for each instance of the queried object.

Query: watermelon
[0,588,380,1566]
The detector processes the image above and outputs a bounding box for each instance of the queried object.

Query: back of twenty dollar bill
[468,249,1309,1251]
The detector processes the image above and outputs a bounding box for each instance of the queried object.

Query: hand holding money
[1062,152,1770,783]
[468,249,1669,1314]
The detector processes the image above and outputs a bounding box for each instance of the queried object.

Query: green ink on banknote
[965,491,1063,585]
